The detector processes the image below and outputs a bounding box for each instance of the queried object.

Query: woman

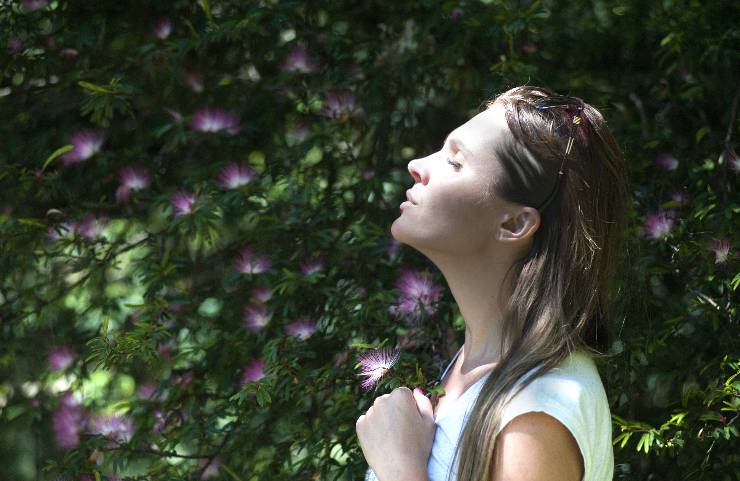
[357,85,628,481]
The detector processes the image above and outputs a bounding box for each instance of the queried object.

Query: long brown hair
[447,85,631,481]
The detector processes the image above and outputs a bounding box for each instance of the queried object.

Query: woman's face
[391,103,513,256]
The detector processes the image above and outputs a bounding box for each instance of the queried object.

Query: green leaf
[42,144,74,171]
[78,80,114,94]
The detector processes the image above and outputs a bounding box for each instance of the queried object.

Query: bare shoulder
[489,411,584,481]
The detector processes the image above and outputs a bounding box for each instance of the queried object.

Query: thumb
[413,387,433,419]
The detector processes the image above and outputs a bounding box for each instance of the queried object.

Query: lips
[406,189,417,204]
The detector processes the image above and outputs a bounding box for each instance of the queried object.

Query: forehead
[449,103,508,162]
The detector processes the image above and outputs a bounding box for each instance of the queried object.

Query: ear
[498,208,539,241]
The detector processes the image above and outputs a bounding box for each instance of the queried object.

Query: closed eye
[447,157,462,169]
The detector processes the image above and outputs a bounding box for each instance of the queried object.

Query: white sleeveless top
[364,346,614,481]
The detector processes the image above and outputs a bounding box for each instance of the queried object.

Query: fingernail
[414,387,423,395]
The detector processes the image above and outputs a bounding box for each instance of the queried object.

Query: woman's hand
[356,386,436,481]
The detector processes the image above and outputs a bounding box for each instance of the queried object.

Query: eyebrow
[441,134,472,156]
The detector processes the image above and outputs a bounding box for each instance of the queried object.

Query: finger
[413,387,433,419]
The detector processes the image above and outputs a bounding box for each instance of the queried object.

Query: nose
[407,159,425,184]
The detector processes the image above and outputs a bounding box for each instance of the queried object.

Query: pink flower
[285,121,311,145]
[644,209,676,240]
[284,317,317,340]
[450,8,464,22]
[655,152,679,171]
[47,221,77,241]
[191,107,241,134]
[321,91,364,121]
[163,106,183,123]
[153,409,167,432]
[333,349,350,368]
[21,0,48,12]
[116,166,151,203]
[154,18,172,40]
[250,285,273,303]
[217,162,256,189]
[356,347,401,391]
[48,346,75,371]
[240,358,266,386]
[388,269,442,322]
[76,214,108,240]
[52,392,87,450]
[59,48,78,59]
[88,413,134,443]
[300,255,324,276]
[171,191,196,216]
[199,457,221,479]
[709,238,731,264]
[7,38,24,55]
[387,238,402,261]
[137,382,158,400]
[233,248,272,274]
[724,148,740,173]
[281,45,318,74]
[521,41,538,55]
[59,129,105,165]
[183,70,204,93]
[243,303,272,333]
[670,190,690,205]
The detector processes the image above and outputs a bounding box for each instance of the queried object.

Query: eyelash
[447,157,462,169]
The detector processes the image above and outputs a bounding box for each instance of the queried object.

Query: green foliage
[0,0,737,480]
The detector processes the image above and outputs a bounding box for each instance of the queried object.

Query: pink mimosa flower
[387,238,402,261]
[240,358,266,386]
[284,317,317,340]
[47,221,76,241]
[670,190,689,205]
[233,248,272,274]
[250,285,273,303]
[321,91,364,121]
[285,121,311,145]
[183,70,204,93]
[21,0,48,12]
[281,45,318,74]
[163,106,183,123]
[356,347,401,391]
[243,303,272,333]
[154,18,172,40]
[521,41,538,54]
[710,238,731,264]
[48,346,75,371]
[52,392,87,450]
[171,191,196,216]
[389,269,442,322]
[137,382,158,400]
[88,413,134,443]
[644,209,676,240]
[655,152,679,171]
[218,162,256,189]
[153,409,167,432]
[59,48,78,59]
[333,349,350,368]
[76,214,108,240]
[191,107,241,134]
[300,256,324,276]
[59,129,106,165]
[8,38,23,55]
[724,148,740,173]
[199,457,221,479]
[116,166,151,203]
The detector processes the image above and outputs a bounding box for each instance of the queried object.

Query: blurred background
[0,0,737,479]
